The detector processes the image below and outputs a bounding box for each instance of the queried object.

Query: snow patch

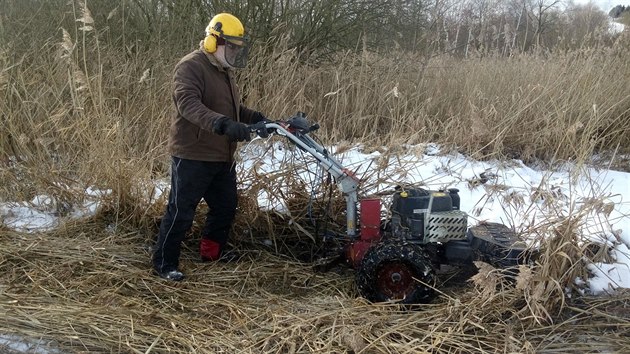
[609,20,625,34]
[0,334,61,354]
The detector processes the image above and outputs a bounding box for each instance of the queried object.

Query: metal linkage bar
[260,122,360,238]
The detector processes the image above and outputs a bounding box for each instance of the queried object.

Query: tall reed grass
[2,3,628,207]
[0,2,628,261]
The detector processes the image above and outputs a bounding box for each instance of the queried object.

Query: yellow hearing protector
[203,35,217,53]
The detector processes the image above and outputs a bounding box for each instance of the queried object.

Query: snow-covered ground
[609,20,625,34]
[1,140,629,296]
[0,187,110,233]
[0,334,61,354]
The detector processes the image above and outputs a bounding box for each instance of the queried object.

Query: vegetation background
[1,0,629,210]
[1,0,630,353]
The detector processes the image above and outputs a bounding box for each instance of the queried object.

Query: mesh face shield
[223,34,250,68]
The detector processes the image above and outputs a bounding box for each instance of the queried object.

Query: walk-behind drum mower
[249,113,529,304]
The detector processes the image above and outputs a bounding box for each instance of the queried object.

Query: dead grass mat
[1,221,629,354]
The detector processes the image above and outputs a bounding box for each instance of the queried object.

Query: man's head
[203,13,250,69]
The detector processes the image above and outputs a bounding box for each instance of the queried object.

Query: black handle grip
[248,121,267,132]
[248,120,273,138]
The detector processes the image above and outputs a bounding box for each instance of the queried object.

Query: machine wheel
[356,243,436,304]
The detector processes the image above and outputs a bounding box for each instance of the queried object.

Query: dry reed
[2,13,630,206]
[2,218,630,353]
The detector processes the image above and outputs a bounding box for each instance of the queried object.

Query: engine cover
[425,211,468,242]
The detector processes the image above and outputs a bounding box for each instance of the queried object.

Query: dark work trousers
[153,157,238,273]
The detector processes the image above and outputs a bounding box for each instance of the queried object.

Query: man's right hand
[222,120,251,142]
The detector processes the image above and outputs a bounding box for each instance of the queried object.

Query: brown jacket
[168,49,257,162]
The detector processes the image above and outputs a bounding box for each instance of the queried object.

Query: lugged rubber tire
[356,243,436,304]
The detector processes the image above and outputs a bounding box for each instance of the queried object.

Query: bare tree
[527,0,561,47]
[563,2,609,47]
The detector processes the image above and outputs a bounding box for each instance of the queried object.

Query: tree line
[609,5,630,32]
[0,0,626,63]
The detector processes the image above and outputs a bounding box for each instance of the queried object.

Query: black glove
[252,111,268,124]
[221,119,251,142]
[252,111,274,138]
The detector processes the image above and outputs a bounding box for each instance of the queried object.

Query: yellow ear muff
[203,35,217,53]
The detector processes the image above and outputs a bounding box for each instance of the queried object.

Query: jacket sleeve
[172,60,227,133]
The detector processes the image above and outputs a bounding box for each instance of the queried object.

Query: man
[153,13,266,281]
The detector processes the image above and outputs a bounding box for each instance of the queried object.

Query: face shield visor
[222,34,250,68]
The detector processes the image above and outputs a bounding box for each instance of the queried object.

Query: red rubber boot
[200,239,221,262]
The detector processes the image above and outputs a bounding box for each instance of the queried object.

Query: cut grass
[1,221,629,353]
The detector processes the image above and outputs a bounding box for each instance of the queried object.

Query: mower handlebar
[248,120,319,139]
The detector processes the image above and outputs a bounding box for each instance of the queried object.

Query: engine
[389,188,468,243]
